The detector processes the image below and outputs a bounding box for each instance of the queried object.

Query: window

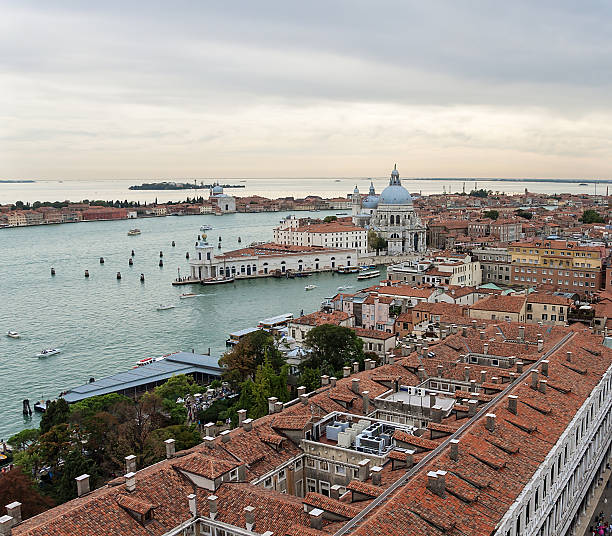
[335,464,346,475]
[230,468,239,480]
[307,478,317,493]
[278,469,286,481]
[319,481,331,496]
[319,460,329,472]
[264,477,273,488]
[295,459,303,471]
[306,458,315,468]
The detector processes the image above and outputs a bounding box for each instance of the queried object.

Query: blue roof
[63,352,223,403]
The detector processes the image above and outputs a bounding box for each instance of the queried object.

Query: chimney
[531,370,539,390]
[436,470,447,496]
[353,361,360,374]
[343,367,351,378]
[268,397,279,414]
[237,409,247,427]
[188,493,197,517]
[164,438,176,459]
[330,484,342,500]
[449,439,459,461]
[508,395,518,415]
[566,351,572,362]
[491,376,499,385]
[452,324,458,334]
[422,345,429,356]
[539,379,548,394]
[388,353,395,365]
[300,393,309,405]
[352,378,360,395]
[5,503,21,525]
[297,386,306,397]
[362,390,370,415]
[330,376,337,387]
[427,470,446,497]
[309,508,324,530]
[417,367,426,381]
[541,360,549,377]
[321,375,330,386]
[274,401,284,413]
[468,399,478,417]
[431,405,442,423]
[437,364,443,377]
[204,422,215,437]
[462,326,468,337]
[371,466,382,486]
[208,495,218,520]
[125,454,137,474]
[364,358,372,370]
[471,320,477,329]
[125,472,136,492]
[518,326,525,341]
[406,449,415,469]
[244,506,255,531]
[464,366,471,381]
[516,361,524,373]
[243,418,253,432]
[75,474,90,497]
[485,413,496,432]
[480,370,487,383]
[483,343,489,355]
[537,339,544,352]
[358,459,371,481]
[479,331,485,340]
[220,430,231,443]
[469,379,477,392]
[0,516,12,536]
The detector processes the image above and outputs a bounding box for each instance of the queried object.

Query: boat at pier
[202,276,235,285]
[36,348,60,357]
[336,266,359,274]
[357,270,380,280]
[127,229,141,236]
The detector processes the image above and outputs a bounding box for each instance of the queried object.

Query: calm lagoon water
[0,210,373,439]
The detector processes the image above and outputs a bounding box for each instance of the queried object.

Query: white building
[274,218,368,255]
[352,165,426,255]
[387,254,482,287]
[209,183,236,214]
[189,237,358,280]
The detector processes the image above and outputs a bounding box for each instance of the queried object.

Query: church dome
[378,185,413,205]
[211,183,223,195]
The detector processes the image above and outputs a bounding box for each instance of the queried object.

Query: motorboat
[200,224,213,231]
[179,293,200,299]
[37,348,61,357]
[7,330,20,339]
[127,229,141,236]
[202,276,235,285]
[337,285,354,291]
[357,270,380,280]
[336,266,360,274]
[157,304,176,310]
[360,265,376,271]
[305,284,317,291]
[34,400,48,412]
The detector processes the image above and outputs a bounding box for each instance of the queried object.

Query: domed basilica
[351,165,426,255]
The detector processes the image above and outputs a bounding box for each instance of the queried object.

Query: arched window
[390,215,395,225]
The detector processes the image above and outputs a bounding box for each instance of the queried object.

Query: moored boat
[336,266,360,274]
[357,270,380,280]
[202,276,235,285]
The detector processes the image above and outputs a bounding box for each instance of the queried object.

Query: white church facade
[352,165,426,255]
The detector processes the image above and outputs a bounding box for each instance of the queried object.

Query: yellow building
[508,239,603,296]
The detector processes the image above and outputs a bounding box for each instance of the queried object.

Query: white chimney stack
[125,472,136,492]
[75,474,90,497]
[164,438,176,459]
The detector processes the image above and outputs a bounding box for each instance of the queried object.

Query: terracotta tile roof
[116,494,156,515]
[291,310,351,326]
[346,480,383,498]
[303,492,360,519]
[469,294,526,313]
[173,453,240,479]
[393,430,439,450]
[271,414,313,431]
[354,327,396,340]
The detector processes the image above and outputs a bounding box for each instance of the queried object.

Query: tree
[219,330,284,383]
[515,209,533,220]
[8,428,39,451]
[144,425,201,462]
[299,367,321,393]
[302,324,364,375]
[40,399,70,434]
[483,210,499,220]
[367,229,387,253]
[154,375,197,403]
[323,215,338,223]
[251,358,276,419]
[69,393,131,420]
[469,189,489,198]
[580,209,605,224]
[53,448,99,503]
[0,467,54,519]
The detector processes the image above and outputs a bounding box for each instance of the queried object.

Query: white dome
[212,184,223,195]
[378,185,412,205]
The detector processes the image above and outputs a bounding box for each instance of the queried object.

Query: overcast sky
[1,1,612,180]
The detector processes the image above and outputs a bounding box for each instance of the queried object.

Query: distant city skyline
[2,1,612,180]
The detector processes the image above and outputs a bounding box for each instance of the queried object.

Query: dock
[63,351,223,403]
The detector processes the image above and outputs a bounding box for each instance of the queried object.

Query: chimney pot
[388,354,395,365]
[330,376,337,387]
[274,401,283,413]
[468,399,478,417]
[483,343,489,354]
[480,370,487,383]
[362,390,370,415]
[417,367,426,381]
[321,375,330,386]
[516,361,524,373]
[5,503,21,525]
[537,339,544,351]
[300,393,309,405]
[0,515,12,536]
[531,370,539,390]
[125,472,136,492]
[508,395,518,415]
[343,367,351,378]
[309,508,324,530]
[541,360,549,377]
[237,408,247,426]
[353,361,359,374]
[462,326,468,337]
[297,386,306,397]
[539,379,548,394]
[351,378,360,395]
[370,466,382,486]
[243,418,253,432]
[464,366,471,381]
[267,397,279,414]
[479,331,485,340]
[449,439,459,461]
[220,430,231,443]
[204,422,215,437]
[566,351,572,362]
[75,474,90,497]
[125,454,137,474]
[188,493,197,517]
[244,505,255,531]
[208,495,218,520]
[485,413,496,432]
[164,438,176,459]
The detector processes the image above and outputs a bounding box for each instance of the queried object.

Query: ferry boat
[336,266,360,274]
[357,270,380,280]
[127,229,141,236]
[200,224,213,231]
[360,264,376,271]
[305,284,317,291]
[37,348,61,357]
[202,276,235,285]
[156,304,176,311]
[7,330,20,339]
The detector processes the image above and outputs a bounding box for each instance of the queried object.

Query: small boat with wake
[7,330,20,339]
[305,284,317,291]
[179,293,201,299]
[37,348,61,357]
[156,304,176,311]
[127,229,141,236]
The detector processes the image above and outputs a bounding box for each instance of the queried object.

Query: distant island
[0,179,36,183]
[129,181,246,190]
